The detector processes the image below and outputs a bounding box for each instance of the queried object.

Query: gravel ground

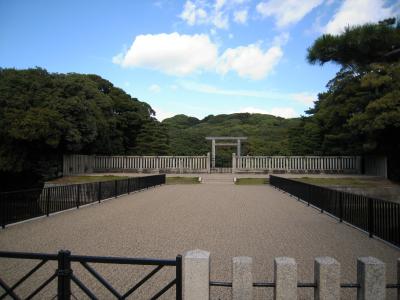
[0,181,399,299]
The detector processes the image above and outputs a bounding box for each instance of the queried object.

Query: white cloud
[113,33,218,76]
[272,32,290,47]
[237,106,298,118]
[256,0,323,27]
[212,11,229,29]
[149,84,161,93]
[153,107,175,121]
[180,0,208,26]
[290,92,316,104]
[217,44,283,80]
[179,0,250,30]
[178,80,317,104]
[324,0,395,34]
[114,32,287,79]
[233,9,248,24]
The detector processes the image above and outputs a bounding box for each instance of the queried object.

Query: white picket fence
[233,154,361,173]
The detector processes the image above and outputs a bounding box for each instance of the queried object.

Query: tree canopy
[0,68,168,189]
[299,18,400,180]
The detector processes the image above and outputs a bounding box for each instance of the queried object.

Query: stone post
[232,153,236,174]
[183,249,210,300]
[206,152,211,173]
[274,257,297,300]
[237,139,241,157]
[211,139,216,169]
[232,257,252,300]
[357,257,385,300]
[314,257,340,300]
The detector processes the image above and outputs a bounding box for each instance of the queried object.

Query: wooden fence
[233,154,361,174]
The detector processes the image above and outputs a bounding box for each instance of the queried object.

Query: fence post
[46,188,51,217]
[183,249,210,300]
[232,153,236,174]
[314,257,340,300]
[339,192,343,222]
[274,257,297,300]
[232,256,252,300]
[357,257,385,300]
[397,258,399,300]
[1,192,5,228]
[57,250,72,300]
[76,185,80,209]
[207,152,211,173]
[368,198,374,238]
[98,182,102,203]
[176,255,183,300]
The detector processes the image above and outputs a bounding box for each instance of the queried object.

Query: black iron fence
[269,175,400,248]
[0,175,166,228]
[0,249,181,299]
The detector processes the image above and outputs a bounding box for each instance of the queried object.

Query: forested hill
[162,113,301,156]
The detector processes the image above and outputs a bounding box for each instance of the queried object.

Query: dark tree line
[0,68,169,190]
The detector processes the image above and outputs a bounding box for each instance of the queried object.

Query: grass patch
[166,177,200,184]
[48,175,129,184]
[294,177,382,187]
[235,178,269,185]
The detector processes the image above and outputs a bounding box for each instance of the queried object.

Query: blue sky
[1,0,399,120]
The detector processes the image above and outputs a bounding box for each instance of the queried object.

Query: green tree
[304,19,400,179]
[0,68,168,190]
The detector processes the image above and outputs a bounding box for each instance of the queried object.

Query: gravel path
[0,182,399,299]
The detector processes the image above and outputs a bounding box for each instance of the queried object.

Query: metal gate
[0,250,182,299]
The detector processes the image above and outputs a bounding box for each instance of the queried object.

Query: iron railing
[0,249,181,299]
[0,175,166,228]
[269,175,400,248]
[209,280,400,293]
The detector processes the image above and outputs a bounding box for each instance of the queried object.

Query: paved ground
[0,179,399,299]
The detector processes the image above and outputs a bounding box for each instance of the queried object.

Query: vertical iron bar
[1,192,5,228]
[76,185,80,209]
[368,197,373,238]
[339,192,343,222]
[57,250,72,300]
[98,182,102,203]
[176,255,182,300]
[46,188,51,217]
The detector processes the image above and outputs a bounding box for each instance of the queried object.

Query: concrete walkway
[0,181,399,299]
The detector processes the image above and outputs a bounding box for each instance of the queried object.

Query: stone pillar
[357,257,385,300]
[237,139,241,157]
[183,249,210,300]
[212,139,216,169]
[274,257,297,300]
[206,152,211,173]
[314,257,340,300]
[232,153,236,174]
[232,257,252,300]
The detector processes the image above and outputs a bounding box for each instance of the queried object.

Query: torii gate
[205,136,247,168]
